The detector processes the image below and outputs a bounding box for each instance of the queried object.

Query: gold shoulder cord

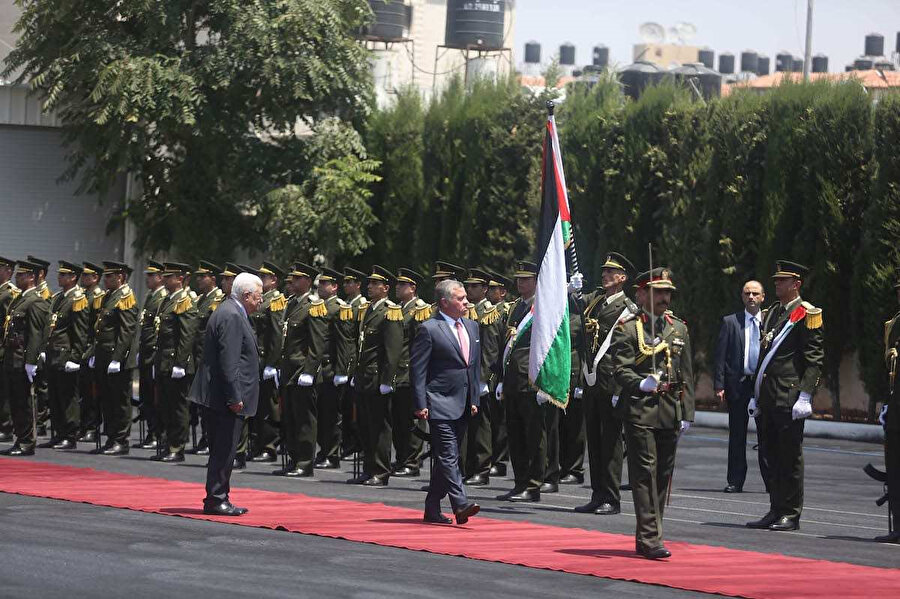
[634,319,672,377]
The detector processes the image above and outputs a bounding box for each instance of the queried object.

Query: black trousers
[488,391,509,466]
[283,384,318,471]
[340,387,362,454]
[316,382,342,465]
[506,390,546,493]
[626,422,678,551]
[96,362,132,445]
[159,375,192,453]
[361,390,392,478]
[204,407,244,505]
[47,368,80,442]
[0,370,14,435]
[584,388,625,506]
[425,418,469,517]
[543,401,560,484]
[391,386,425,471]
[5,369,35,449]
[78,367,100,435]
[725,378,753,488]
[757,408,805,520]
[138,364,159,440]
[887,426,900,528]
[251,377,281,454]
[559,392,585,479]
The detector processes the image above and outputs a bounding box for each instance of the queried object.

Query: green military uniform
[28,256,52,434]
[190,262,224,452]
[0,257,20,439]
[153,263,199,458]
[879,272,900,543]
[339,267,368,457]
[42,262,90,446]
[78,262,105,441]
[487,270,513,473]
[137,261,168,447]
[92,262,139,452]
[552,291,587,486]
[353,266,403,483]
[314,267,356,468]
[749,261,823,530]
[1,261,49,454]
[612,268,694,556]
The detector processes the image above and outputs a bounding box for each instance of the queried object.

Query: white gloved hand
[263,366,277,381]
[298,374,314,387]
[333,375,348,386]
[350,376,356,388]
[171,366,186,379]
[136,352,140,363]
[38,352,46,363]
[879,404,888,426]
[152,365,155,380]
[639,374,659,393]
[25,363,38,382]
[64,361,81,373]
[680,420,691,433]
[567,273,584,293]
[573,387,583,399]
[107,360,121,374]
[747,397,759,418]
[379,384,393,395]
[792,392,813,420]
[495,382,504,400]
[611,395,619,407]
[88,356,96,369]
[480,383,489,397]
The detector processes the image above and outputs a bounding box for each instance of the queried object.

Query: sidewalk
[694,410,884,443]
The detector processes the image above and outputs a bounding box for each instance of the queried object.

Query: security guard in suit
[339,267,368,458]
[37,261,89,450]
[746,260,824,532]
[151,262,198,462]
[486,270,512,476]
[135,260,167,449]
[1,260,49,455]
[612,268,694,559]
[348,265,403,486]
[189,261,225,454]
[77,262,105,442]
[576,253,638,515]
[878,270,900,543]
[0,256,19,441]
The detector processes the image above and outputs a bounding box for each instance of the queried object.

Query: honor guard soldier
[135,260,167,449]
[612,267,694,559]
[1,260,49,455]
[391,268,430,477]
[27,256,51,435]
[746,260,824,532]
[77,262,105,442]
[89,261,138,455]
[190,261,225,454]
[339,267,368,458]
[486,270,513,476]
[150,262,198,462]
[313,267,356,470]
[576,252,639,515]
[496,260,547,502]
[348,265,403,486]
[250,261,287,462]
[220,263,240,297]
[460,268,503,485]
[37,261,89,450]
[274,262,326,477]
[0,256,19,441]
[877,270,900,543]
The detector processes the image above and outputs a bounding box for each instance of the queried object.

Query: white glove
[333,375,348,386]
[136,352,140,363]
[38,352,46,363]
[480,383,489,397]
[639,374,659,393]
[747,397,759,418]
[567,273,584,293]
[495,382,504,400]
[152,365,155,380]
[792,392,813,420]
[680,420,691,433]
[611,395,619,407]
[107,360,121,374]
[573,387,583,399]
[64,361,81,373]
[25,363,37,382]
[171,366,186,379]
[350,376,356,388]
[298,374,314,387]
[88,356,96,369]
[263,366,277,381]
[379,384,393,395]
[879,404,888,426]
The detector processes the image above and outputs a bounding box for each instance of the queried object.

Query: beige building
[633,43,700,68]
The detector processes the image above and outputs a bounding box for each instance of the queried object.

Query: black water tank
[670,63,722,99]
[792,56,804,72]
[896,31,900,54]
[525,41,541,64]
[854,56,875,70]
[718,52,735,74]
[812,54,828,73]
[775,52,793,72]
[560,43,576,66]
[757,55,771,76]
[865,33,885,57]
[740,50,758,73]
[698,48,715,70]
[593,45,609,68]
[364,0,408,40]
[445,0,505,50]
[619,60,664,99]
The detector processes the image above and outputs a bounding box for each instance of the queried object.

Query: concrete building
[632,43,701,69]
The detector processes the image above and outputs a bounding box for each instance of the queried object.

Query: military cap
[258,261,285,279]
[487,270,512,288]
[343,267,367,282]
[57,260,83,277]
[634,267,677,291]
[432,260,465,281]
[144,260,164,275]
[318,267,343,283]
[238,264,259,276]
[221,262,241,277]
[27,255,50,273]
[772,260,809,279]
[161,262,191,276]
[0,256,15,268]
[82,262,103,276]
[514,260,538,278]
[600,252,635,275]
[102,260,133,276]
[194,261,220,275]
[368,265,397,285]
[397,268,424,286]
[289,261,318,280]
[464,268,492,285]
[15,259,39,274]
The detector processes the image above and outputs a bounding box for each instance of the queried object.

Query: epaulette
[9,286,20,300]
[71,289,88,313]
[174,293,193,315]
[51,291,62,300]
[357,300,370,322]
[269,293,287,312]
[309,298,327,318]
[339,301,354,321]
[386,302,403,322]
[92,292,105,310]
[188,290,198,301]
[618,310,638,327]
[414,303,433,322]
[39,286,51,300]
[116,286,136,310]
[801,301,822,329]
[480,305,500,326]
[665,310,686,325]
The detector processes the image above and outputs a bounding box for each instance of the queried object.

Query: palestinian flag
[529,105,572,409]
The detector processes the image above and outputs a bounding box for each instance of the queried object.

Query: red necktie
[456,320,469,365]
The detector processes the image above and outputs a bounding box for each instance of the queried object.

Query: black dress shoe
[159,451,184,463]
[559,474,583,485]
[637,544,672,559]
[392,466,420,477]
[489,463,507,477]
[346,473,371,484]
[362,475,388,487]
[37,438,60,449]
[251,450,277,463]
[747,512,779,529]
[202,501,248,516]
[233,454,246,470]
[574,500,602,513]
[464,473,489,486]
[0,431,12,442]
[508,489,541,503]
[52,439,77,450]
[285,468,313,478]
[595,503,621,515]
[768,516,799,531]
[723,484,743,493]
[496,488,522,501]
[89,444,111,455]
[454,503,480,525]
[195,446,210,456]
[78,431,96,443]
[137,438,158,449]
[1,444,35,456]
[314,459,340,469]
[539,482,558,493]
[875,531,900,543]
[424,513,452,524]
[102,443,129,456]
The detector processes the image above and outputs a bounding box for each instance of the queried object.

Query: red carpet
[0,458,896,598]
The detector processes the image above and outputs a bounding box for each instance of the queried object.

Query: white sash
[752,320,796,400]
[582,306,632,387]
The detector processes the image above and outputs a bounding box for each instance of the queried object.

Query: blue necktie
[747,317,760,373]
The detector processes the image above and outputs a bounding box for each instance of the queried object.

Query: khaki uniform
[43,287,90,442]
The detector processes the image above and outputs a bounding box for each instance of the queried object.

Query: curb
[694,411,884,444]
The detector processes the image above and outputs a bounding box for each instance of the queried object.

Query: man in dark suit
[714,280,766,493]
[189,273,263,516]
[411,279,481,525]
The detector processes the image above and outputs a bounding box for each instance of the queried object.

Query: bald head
[742,280,765,315]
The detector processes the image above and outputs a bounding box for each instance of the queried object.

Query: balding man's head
[742,280,765,315]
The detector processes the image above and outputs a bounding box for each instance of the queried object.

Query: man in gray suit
[189,273,262,516]
[411,279,481,525]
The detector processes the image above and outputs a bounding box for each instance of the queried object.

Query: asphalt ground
[0,425,897,598]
